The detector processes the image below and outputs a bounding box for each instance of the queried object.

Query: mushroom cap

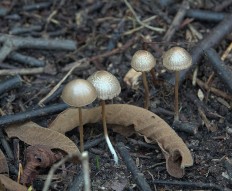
[61,79,97,107]
[131,50,156,72]
[163,47,192,71]
[87,70,121,100]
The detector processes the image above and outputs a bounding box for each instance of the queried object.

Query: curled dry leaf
[123,68,141,89]
[0,149,9,175]
[4,121,80,156]
[0,174,27,191]
[49,104,193,178]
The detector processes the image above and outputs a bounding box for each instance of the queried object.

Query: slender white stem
[104,134,119,165]
[81,151,90,191]
[101,100,119,165]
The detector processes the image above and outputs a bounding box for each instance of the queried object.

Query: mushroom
[162,46,192,121]
[87,70,121,164]
[61,79,97,152]
[131,50,156,109]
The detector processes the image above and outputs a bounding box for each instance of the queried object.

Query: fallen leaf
[123,68,141,89]
[4,121,80,156]
[49,104,193,178]
[0,174,27,191]
[0,149,9,175]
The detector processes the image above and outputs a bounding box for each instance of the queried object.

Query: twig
[0,34,77,62]
[9,25,42,35]
[172,120,199,135]
[123,0,164,33]
[22,2,52,11]
[186,9,226,22]
[205,48,232,94]
[153,180,224,191]
[42,152,90,191]
[168,13,232,85]
[0,67,44,75]
[117,142,153,191]
[195,78,232,101]
[198,107,217,132]
[0,103,68,127]
[68,171,84,191]
[214,0,232,11]
[163,0,189,42]
[9,51,45,67]
[224,157,232,180]
[84,136,105,150]
[0,75,22,95]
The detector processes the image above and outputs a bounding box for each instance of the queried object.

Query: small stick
[142,72,149,109]
[163,0,189,42]
[196,78,232,101]
[84,136,105,150]
[23,2,52,11]
[117,142,153,191]
[0,33,77,62]
[0,75,22,95]
[186,9,226,22]
[0,67,44,75]
[9,51,45,67]
[150,68,156,87]
[0,103,68,127]
[123,0,165,33]
[153,180,224,191]
[205,48,232,93]
[42,152,90,191]
[214,0,232,11]
[172,120,199,135]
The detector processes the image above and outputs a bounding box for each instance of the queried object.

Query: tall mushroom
[61,79,97,152]
[162,46,192,121]
[131,50,156,109]
[87,70,121,164]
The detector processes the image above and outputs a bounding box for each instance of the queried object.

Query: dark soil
[0,0,232,191]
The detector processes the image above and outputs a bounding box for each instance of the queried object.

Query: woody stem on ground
[174,71,179,121]
[142,72,149,109]
[101,100,118,164]
[78,107,84,152]
[150,68,156,87]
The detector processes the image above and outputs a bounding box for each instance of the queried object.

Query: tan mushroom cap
[87,70,121,100]
[163,47,192,71]
[131,50,156,72]
[61,79,97,107]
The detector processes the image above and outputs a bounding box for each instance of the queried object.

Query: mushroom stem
[78,107,84,152]
[174,71,179,121]
[101,100,118,164]
[150,68,156,87]
[142,71,149,109]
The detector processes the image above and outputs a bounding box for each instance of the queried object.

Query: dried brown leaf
[0,149,9,175]
[0,174,27,191]
[49,104,193,178]
[4,121,80,156]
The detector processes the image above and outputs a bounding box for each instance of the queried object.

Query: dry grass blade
[0,174,27,191]
[49,104,193,178]
[0,149,8,175]
[4,121,80,156]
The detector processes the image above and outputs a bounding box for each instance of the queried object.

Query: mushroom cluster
[61,71,121,164]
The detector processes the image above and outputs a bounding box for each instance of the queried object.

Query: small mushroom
[162,46,192,121]
[61,79,97,152]
[131,50,156,109]
[87,70,121,164]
